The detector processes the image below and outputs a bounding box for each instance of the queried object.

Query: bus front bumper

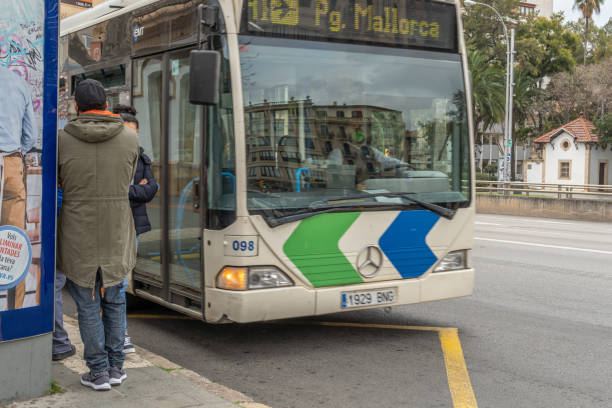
[205,268,475,323]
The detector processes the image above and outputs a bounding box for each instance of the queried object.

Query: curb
[62,315,272,408]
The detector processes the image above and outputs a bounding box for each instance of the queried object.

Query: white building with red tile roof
[527,114,612,185]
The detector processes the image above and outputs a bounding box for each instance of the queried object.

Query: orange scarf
[82,110,120,117]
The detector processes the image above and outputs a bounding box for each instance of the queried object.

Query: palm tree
[468,49,506,135]
[574,0,605,64]
[467,49,505,169]
[509,70,540,180]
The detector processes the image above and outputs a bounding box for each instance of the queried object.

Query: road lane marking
[124,314,478,408]
[308,321,478,408]
[127,313,194,320]
[475,237,612,255]
[477,216,579,225]
[474,222,501,226]
[439,328,478,408]
[306,320,442,332]
[531,220,574,225]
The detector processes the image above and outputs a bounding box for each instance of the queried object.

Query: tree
[567,18,609,64]
[509,70,540,179]
[539,57,612,131]
[463,0,520,66]
[592,19,612,62]
[468,49,506,138]
[594,114,612,147]
[574,0,605,64]
[515,14,580,85]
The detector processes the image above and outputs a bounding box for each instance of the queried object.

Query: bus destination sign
[246,0,457,50]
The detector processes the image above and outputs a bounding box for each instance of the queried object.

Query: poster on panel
[0,0,57,341]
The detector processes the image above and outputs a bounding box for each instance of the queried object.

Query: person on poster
[58,79,138,391]
[0,66,37,310]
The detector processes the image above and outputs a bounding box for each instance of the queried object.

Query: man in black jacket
[113,105,158,353]
[130,146,158,234]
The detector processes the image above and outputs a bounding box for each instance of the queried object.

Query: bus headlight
[216,266,293,290]
[433,250,467,272]
[248,267,293,289]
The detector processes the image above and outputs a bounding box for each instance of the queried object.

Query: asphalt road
[63,214,612,408]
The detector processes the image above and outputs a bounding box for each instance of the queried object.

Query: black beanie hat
[74,79,107,112]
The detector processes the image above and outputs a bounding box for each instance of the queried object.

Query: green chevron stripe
[283,212,363,287]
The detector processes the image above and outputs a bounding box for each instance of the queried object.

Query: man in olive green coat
[58,79,138,391]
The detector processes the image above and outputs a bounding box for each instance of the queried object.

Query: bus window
[168,50,202,290]
[132,56,163,279]
[70,64,126,95]
[206,38,236,230]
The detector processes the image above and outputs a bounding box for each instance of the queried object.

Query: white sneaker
[123,336,136,354]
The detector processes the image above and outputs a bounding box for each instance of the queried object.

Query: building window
[561,139,571,151]
[320,124,328,137]
[559,160,571,180]
[518,4,535,16]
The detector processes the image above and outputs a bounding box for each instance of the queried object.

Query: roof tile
[534,115,599,144]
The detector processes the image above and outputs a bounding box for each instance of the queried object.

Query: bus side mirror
[189,50,220,105]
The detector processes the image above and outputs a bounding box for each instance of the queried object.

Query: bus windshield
[241,36,470,219]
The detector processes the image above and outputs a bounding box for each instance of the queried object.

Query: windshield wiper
[309,192,456,220]
[266,207,338,227]
[265,201,410,227]
[265,192,455,227]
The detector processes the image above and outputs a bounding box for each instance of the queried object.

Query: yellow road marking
[127,313,194,320]
[306,320,442,332]
[438,328,478,408]
[123,315,477,407]
[150,253,200,261]
[309,321,478,408]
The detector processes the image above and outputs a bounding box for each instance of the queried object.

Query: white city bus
[59,0,475,323]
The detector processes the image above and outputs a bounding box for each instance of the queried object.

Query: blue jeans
[120,277,128,335]
[53,270,73,354]
[119,236,138,334]
[67,270,125,375]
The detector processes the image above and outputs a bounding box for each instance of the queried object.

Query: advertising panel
[0,0,58,341]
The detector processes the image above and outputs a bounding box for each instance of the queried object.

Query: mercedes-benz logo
[356,245,383,278]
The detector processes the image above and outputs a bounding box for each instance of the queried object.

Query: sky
[553,0,611,27]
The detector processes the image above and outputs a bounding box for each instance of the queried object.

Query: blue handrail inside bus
[175,177,200,287]
[221,171,236,193]
[296,168,310,192]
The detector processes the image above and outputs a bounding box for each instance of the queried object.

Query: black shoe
[109,366,127,386]
[81,371,111,391]
[52,345,76,361]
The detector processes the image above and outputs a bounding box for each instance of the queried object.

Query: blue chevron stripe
[379,210,440,278]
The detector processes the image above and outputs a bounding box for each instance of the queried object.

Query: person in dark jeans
[52,188,76,361]
[112,105,158,354]
[58,80,139,391]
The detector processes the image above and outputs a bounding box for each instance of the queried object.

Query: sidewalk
[5,317,270,408]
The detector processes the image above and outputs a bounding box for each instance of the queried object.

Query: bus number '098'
[232,240,255,252]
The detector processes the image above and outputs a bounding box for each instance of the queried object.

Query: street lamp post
[464,0,515,181]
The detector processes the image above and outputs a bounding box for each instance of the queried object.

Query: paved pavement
[60,214,612,408]
[5,316,266,408]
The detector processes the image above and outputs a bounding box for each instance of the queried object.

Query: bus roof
[60,0,159,36]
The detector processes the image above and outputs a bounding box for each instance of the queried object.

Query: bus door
[131,49,205,317]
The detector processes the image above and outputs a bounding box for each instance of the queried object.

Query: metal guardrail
[475,181,612,199]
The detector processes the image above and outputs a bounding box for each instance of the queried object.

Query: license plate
[341,288,397,309]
